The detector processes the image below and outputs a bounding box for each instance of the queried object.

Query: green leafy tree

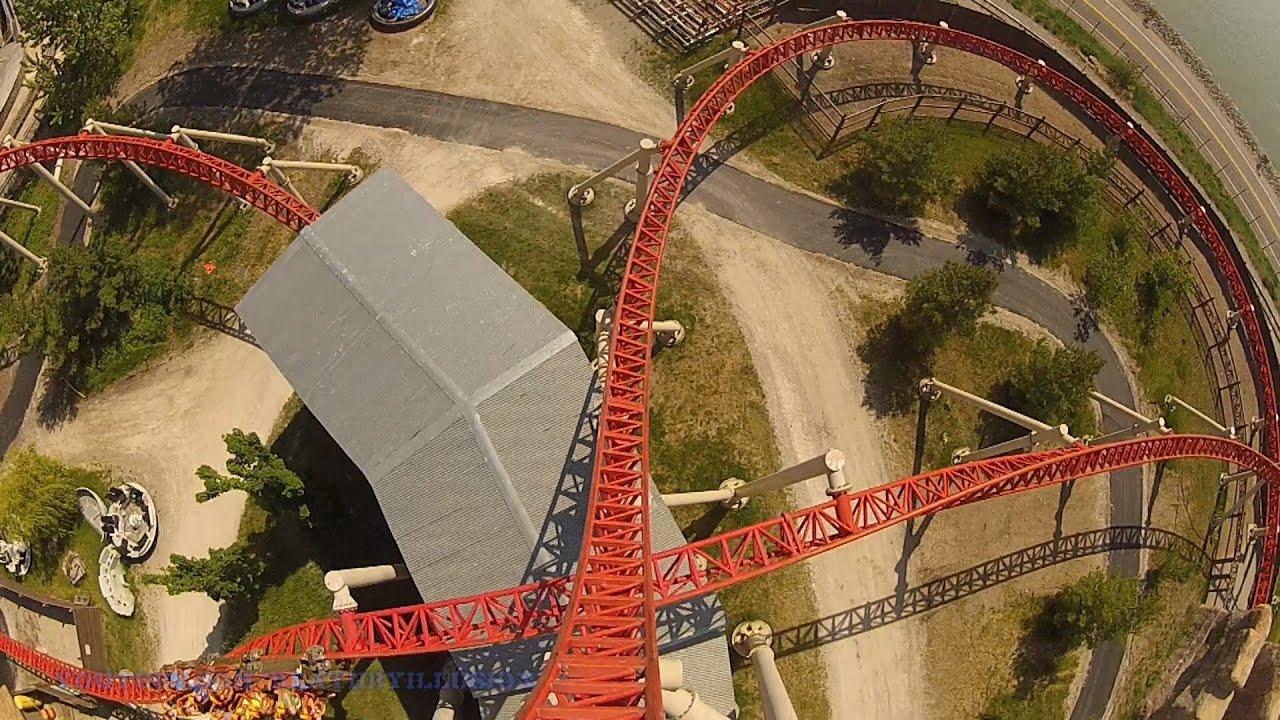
[901,262,999,355]
[0,447,97,562]
[978,144,1111,249]
[1137,251,1191,322]
[1050,570,1153,648]
[21,242,178,384]
[18,0,142,128]
[845,119,955,216]
[196,429,306,516]
[144,540,263,603]
[1005,343,1104,432]
[1103,56,1143,98]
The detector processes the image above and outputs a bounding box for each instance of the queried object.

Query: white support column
[83,119,170,141]
[170,125,275,154]
[432,662,465,720]
[662,689,728,720]
[1087,390,1169,444]
[625,139,658,222]
[5,137,99,223]
[921,378,1075,463]
[259,160,305,201]
[0,229,45,270]
[323,564,409,612]
[731,621,798,720]
[261,157,363,183]
[0,197,40,214]
[84,121,176,209]
[592,308,685,379]
[568,139,661,216]
[1164,394,1235,438]
[1213,468,1264,530]
[661,450,846,510]
[808,11,847,70]
[673,40,749,90]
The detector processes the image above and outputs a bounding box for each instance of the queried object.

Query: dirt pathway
[683,205,925,720]
[15,333,292,665]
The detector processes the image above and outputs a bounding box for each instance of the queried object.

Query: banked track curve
[0,21,1274,720]
[519,19,1280,718]
[1,436,1276,706]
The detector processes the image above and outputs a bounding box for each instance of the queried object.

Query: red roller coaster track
[0,18,1274,720]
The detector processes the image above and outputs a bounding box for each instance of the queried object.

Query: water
[1146,0,1280,159]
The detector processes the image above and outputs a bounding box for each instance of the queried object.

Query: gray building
[238,171,735,718]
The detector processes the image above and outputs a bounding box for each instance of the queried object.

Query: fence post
[984,104,1005,133]
[947,97,965,123]
[909,95,923,119]
[1027,116,1045,138]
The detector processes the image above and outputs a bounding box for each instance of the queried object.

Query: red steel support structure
[520,20,1280,718]
[0,20,1276,720]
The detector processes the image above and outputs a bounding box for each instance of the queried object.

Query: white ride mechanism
[0,539,30,578]
[98,546,135,617]
[79,483,159,561]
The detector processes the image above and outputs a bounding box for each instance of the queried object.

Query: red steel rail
[520,19,1280,717]
[5,435,1277,705]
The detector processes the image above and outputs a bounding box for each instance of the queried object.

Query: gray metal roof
[238,171,735,717]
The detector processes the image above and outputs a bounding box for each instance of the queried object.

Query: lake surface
[1146,0,1280,158]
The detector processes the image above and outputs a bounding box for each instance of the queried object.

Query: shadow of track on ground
[771,525,1206,659]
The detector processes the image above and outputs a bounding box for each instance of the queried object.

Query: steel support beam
[661,449,847,509]
[84,122,176,209]
[324,564,410,612]
[0,229,44,270]
[170,125,275,153]
[568,138,661,215]
[1165,394,1234,438]
[4,137,99,224]
[731,621,797,720]
[1089,390,1169,443]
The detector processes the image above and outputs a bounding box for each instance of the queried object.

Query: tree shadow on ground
[133,3,375,145]
[856,314,930,416]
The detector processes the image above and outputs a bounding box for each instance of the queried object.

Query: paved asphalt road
[129,66,1145,717]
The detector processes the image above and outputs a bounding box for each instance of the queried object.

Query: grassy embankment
[1005,0,1280,302]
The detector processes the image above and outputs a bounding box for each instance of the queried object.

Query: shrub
[843,119,955,216]
[1050,570,1153,648]
[21,242,182,386]
[0,447,101,562]
[145,540,264,603]
[19,0,143,129]
[1005,343,1104,432]
[196,429,307,517]
[977,144,1111,251]
[1138,251,1192,323]
[901,261,999,355]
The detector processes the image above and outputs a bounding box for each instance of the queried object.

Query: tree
[0,447,97,562]
[1050,570,1152,648]
[18,0,142,128]
[144,540,264,603]
[196,429,306,516]
[1104,56,1143,98]
[977,143,1111,250]
[1005,343,1104,432]
[1137,251,1191,323]
[21,241,178,384]
[844,119,955,216]
[900,262,999,354]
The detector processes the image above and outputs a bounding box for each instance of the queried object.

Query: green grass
[17,464,155,674]
[448,172,830,719]
[1006,0,1280,303]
